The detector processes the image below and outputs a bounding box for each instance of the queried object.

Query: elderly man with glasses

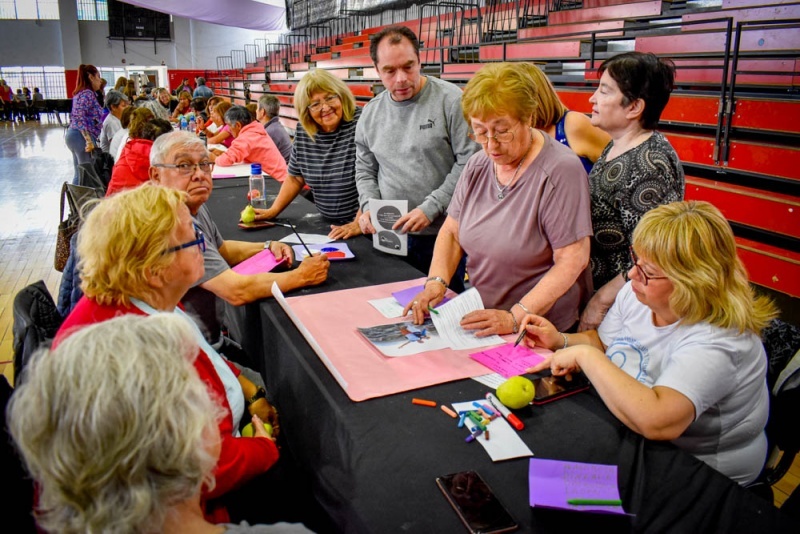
[150,131,330,347]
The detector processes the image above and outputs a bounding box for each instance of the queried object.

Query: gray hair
[150,130,207,166]
[104,89,129,109]
[7,313,224,533]
[196,76,206,85]
[258,95,280,118]
[224,105,254,128]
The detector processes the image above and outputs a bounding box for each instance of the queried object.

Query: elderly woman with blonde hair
[253,68,363,239]
[54,184,280,523]
[9,314,311,534]
[522,201,777,485]
[406,62,593,336]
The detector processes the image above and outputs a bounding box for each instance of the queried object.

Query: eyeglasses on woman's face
[153,161,215,176]
[163,224,206,255]
[629,247,668,286]
[468,122,520,145]
[307,94,340,113]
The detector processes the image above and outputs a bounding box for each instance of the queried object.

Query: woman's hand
[328,220,362,240]
[253,207,277,221]
[268,241,294,268]
[519,314,562,351]
[460,309,516,337]
[549,346,587,377]
[248,400,280,439]
[403,283,446,325]
[248,413,278,441]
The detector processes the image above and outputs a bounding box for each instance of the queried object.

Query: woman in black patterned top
[580,52,684,331]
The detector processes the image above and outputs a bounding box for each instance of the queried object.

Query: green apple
[240,205,256,224]
[242,421,273,438]
[496,376,535,409]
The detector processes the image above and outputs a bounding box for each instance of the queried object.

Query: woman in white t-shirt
[521,200,777,484]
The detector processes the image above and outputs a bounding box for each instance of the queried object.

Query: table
[207,178,798,534]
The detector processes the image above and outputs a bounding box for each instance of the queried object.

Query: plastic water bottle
[180,117,188,131]
[188,116,196,134]
[249,163,266,209]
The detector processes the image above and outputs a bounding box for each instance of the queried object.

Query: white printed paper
[369,199,408,256]
[368,297,406,318]
[279,233,335,245]
[452,399,533,462]
[430,288,505,350]
[471,373,507,389]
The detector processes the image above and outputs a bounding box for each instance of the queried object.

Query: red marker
[485,392,525,431]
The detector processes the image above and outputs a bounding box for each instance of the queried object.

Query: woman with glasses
[405,62,592,336]
[252,69,363,240]
[521,201,776,485]
[579,52,684,331]
[55,184,280,523]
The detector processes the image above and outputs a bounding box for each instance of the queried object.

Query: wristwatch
[263,240,272,250]
[247,386,267,405]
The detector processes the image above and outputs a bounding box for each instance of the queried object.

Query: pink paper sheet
[231,249,285,275]
[284,278,496,401]
[470,344,551,378]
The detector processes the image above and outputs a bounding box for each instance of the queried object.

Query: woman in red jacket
[106,109,172,196]
[55,184,280,523]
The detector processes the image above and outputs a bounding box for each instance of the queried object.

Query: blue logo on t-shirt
[607,336,650,385]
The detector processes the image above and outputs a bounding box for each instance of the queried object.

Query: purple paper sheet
[470,343,548,378]
[529,458,626,515]
[391,285,450,308]
[231,249,285,275]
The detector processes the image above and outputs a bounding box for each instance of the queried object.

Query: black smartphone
[532,373,590,405]
[436,470,518,534]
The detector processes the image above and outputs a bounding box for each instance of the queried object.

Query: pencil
[290,223,313,257]
[567,499,622,506]
[513,328,526,347]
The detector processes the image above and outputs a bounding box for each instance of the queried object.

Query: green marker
[567,499,622,506]
[427,304,439,315]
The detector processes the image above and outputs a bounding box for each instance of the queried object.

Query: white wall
[0,16,284,70]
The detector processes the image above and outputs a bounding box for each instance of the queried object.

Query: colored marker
[457,412,467,428]
[567,499,622,506]
[485,392,525,431]
[513,328,526,347]
[440,405,458,418]
[473,401,496,416]
[427,304,440,315]
[412,398,437,407]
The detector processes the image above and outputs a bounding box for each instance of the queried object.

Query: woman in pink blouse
[66,64,104,184]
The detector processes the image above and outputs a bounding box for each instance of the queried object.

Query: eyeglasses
[468,123,519,145]
[153,161,214,175]
[307,94,340,113]
[163,225,206,255]
[629,247,668,286]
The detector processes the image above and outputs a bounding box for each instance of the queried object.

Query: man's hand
[328,220,362,240]
[392,208,431,234]
[295,253,330,286]
[268,241,294,268]
[359,210,376,234]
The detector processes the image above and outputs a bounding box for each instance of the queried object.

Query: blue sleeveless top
[555,111,594,175]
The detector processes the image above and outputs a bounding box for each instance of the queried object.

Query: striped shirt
[288,107,361,223]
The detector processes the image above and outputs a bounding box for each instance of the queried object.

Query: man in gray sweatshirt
[355,25,478,289]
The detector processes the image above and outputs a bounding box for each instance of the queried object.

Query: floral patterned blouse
[589,131,684,288]
[68,88,104,138]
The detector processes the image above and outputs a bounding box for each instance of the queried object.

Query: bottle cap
[250,163,262,175]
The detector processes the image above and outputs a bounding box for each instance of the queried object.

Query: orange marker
[412,398,437,407]
[440,405,458,418]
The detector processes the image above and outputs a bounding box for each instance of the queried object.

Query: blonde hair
[632,201,777,334]
[8,313,224,534]
[126,107,155,137]
[294,69,356,140]
[78,184,187,307]
[518,63,568,129]
[461,62,539,125]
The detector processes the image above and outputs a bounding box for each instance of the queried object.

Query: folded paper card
[529,458,626,515]
[231,249,285,275]
[470,344,551,378]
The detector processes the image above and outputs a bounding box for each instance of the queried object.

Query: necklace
[492,129,536,200]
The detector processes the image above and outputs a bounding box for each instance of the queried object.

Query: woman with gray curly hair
[8,313,311,533]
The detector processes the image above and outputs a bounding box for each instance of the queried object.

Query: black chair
[12,280,63,382]
[748,319,800,501]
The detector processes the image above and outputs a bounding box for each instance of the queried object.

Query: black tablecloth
[207,178,797,534]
